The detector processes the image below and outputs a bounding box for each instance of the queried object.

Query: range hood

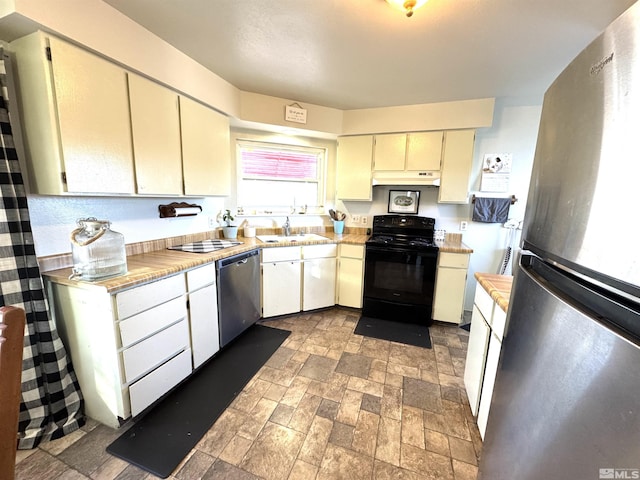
[372,170,440,186]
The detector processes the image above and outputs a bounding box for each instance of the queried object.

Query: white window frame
[236,139,327,214]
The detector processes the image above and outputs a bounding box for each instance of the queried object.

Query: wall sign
[285,103,307,124]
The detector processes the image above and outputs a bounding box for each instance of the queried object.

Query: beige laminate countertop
[42,233,473,293]
[474,272,513,312]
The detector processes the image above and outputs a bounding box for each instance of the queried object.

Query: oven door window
[364,247,437,305]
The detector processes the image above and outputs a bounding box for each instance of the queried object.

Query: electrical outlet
[208,216,217,229]
[361,216,368,225]
[460,221,468,231]
[352,215,361,224]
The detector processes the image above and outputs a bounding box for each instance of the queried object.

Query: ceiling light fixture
[385,0,428,17]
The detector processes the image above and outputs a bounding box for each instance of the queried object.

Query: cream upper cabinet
[373,134,406,171]
[406,131,443,171]
[180,96,230,196]
[128,73,183,195]
[374,132,443,173]
[12,32,231,197]
[12,32,135,194]
[438,129,476,204]
[336,135,373,201]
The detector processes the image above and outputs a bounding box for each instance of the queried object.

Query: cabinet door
[302,257,337,311]
[49,36,134,194]
[180,96,230,196]
[432,266,468,323]
[406,131,443,171]
[336,135,373,201]
[438,129,476,203]
[477,332,502,439]
[262,261,302,317]
[337,256,364,308]
[463,305,491,416]
[373,134,406,171]
[129,73,183,195]
[189,283,220,369]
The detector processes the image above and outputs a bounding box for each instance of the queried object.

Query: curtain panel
[0,48,85,449]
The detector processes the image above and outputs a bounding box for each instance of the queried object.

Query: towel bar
[471,194,517,205]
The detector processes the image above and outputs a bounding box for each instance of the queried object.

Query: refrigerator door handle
[522,254,640,344]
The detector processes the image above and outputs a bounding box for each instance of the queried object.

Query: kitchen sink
[256,233,330,243]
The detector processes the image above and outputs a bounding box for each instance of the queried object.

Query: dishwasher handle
[217,249,259,269]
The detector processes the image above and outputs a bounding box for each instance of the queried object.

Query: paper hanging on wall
[480,153,512,192]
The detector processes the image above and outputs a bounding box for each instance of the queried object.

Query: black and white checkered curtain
[0,49,85,449]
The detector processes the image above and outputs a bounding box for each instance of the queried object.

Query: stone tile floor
[15,307,480,479]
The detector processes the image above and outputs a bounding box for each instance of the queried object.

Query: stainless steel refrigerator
[479,2,640,479]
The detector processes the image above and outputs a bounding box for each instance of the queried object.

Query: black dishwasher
[216,249,261,347]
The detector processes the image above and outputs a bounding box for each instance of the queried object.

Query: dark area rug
[355,316,431,349]
[107,324,290,478]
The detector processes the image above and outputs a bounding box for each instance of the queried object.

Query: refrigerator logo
[590,53,614,76]
[600,468,640,479]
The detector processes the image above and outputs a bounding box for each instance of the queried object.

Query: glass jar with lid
[70,217,127,280]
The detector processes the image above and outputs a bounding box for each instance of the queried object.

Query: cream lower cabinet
[463,282,507,439]
[432,252,470,324]
[337,244,365,308]
[261,245,338,317]
[261,247,302,317]
[46,274,193,428]
[186,263,219,369]
[477,305,506,439]
[302,244,337,311]
[463,285,494,417]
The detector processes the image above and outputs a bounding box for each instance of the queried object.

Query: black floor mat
[106,324,290,478]
[354,316,431,349]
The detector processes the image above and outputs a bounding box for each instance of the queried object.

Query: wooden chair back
[0,306,25,480]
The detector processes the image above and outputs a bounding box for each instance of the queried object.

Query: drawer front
[438,252,470,269]
[302,243,337,259]
[118,296,187,348]
[186,263,216,291]
[261,246,301,262]
[128,348,192,417]
[340,244,365,260]
[492,306,507,340]
[116,274,186,319]
[474,284,495,324]
[122,319,189,383]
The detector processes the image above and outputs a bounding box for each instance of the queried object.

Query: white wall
[26,195,226,257]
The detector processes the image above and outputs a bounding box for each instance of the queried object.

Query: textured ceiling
[103,0,637,110]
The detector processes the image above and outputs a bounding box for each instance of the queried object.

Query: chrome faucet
[283,216,291,236]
